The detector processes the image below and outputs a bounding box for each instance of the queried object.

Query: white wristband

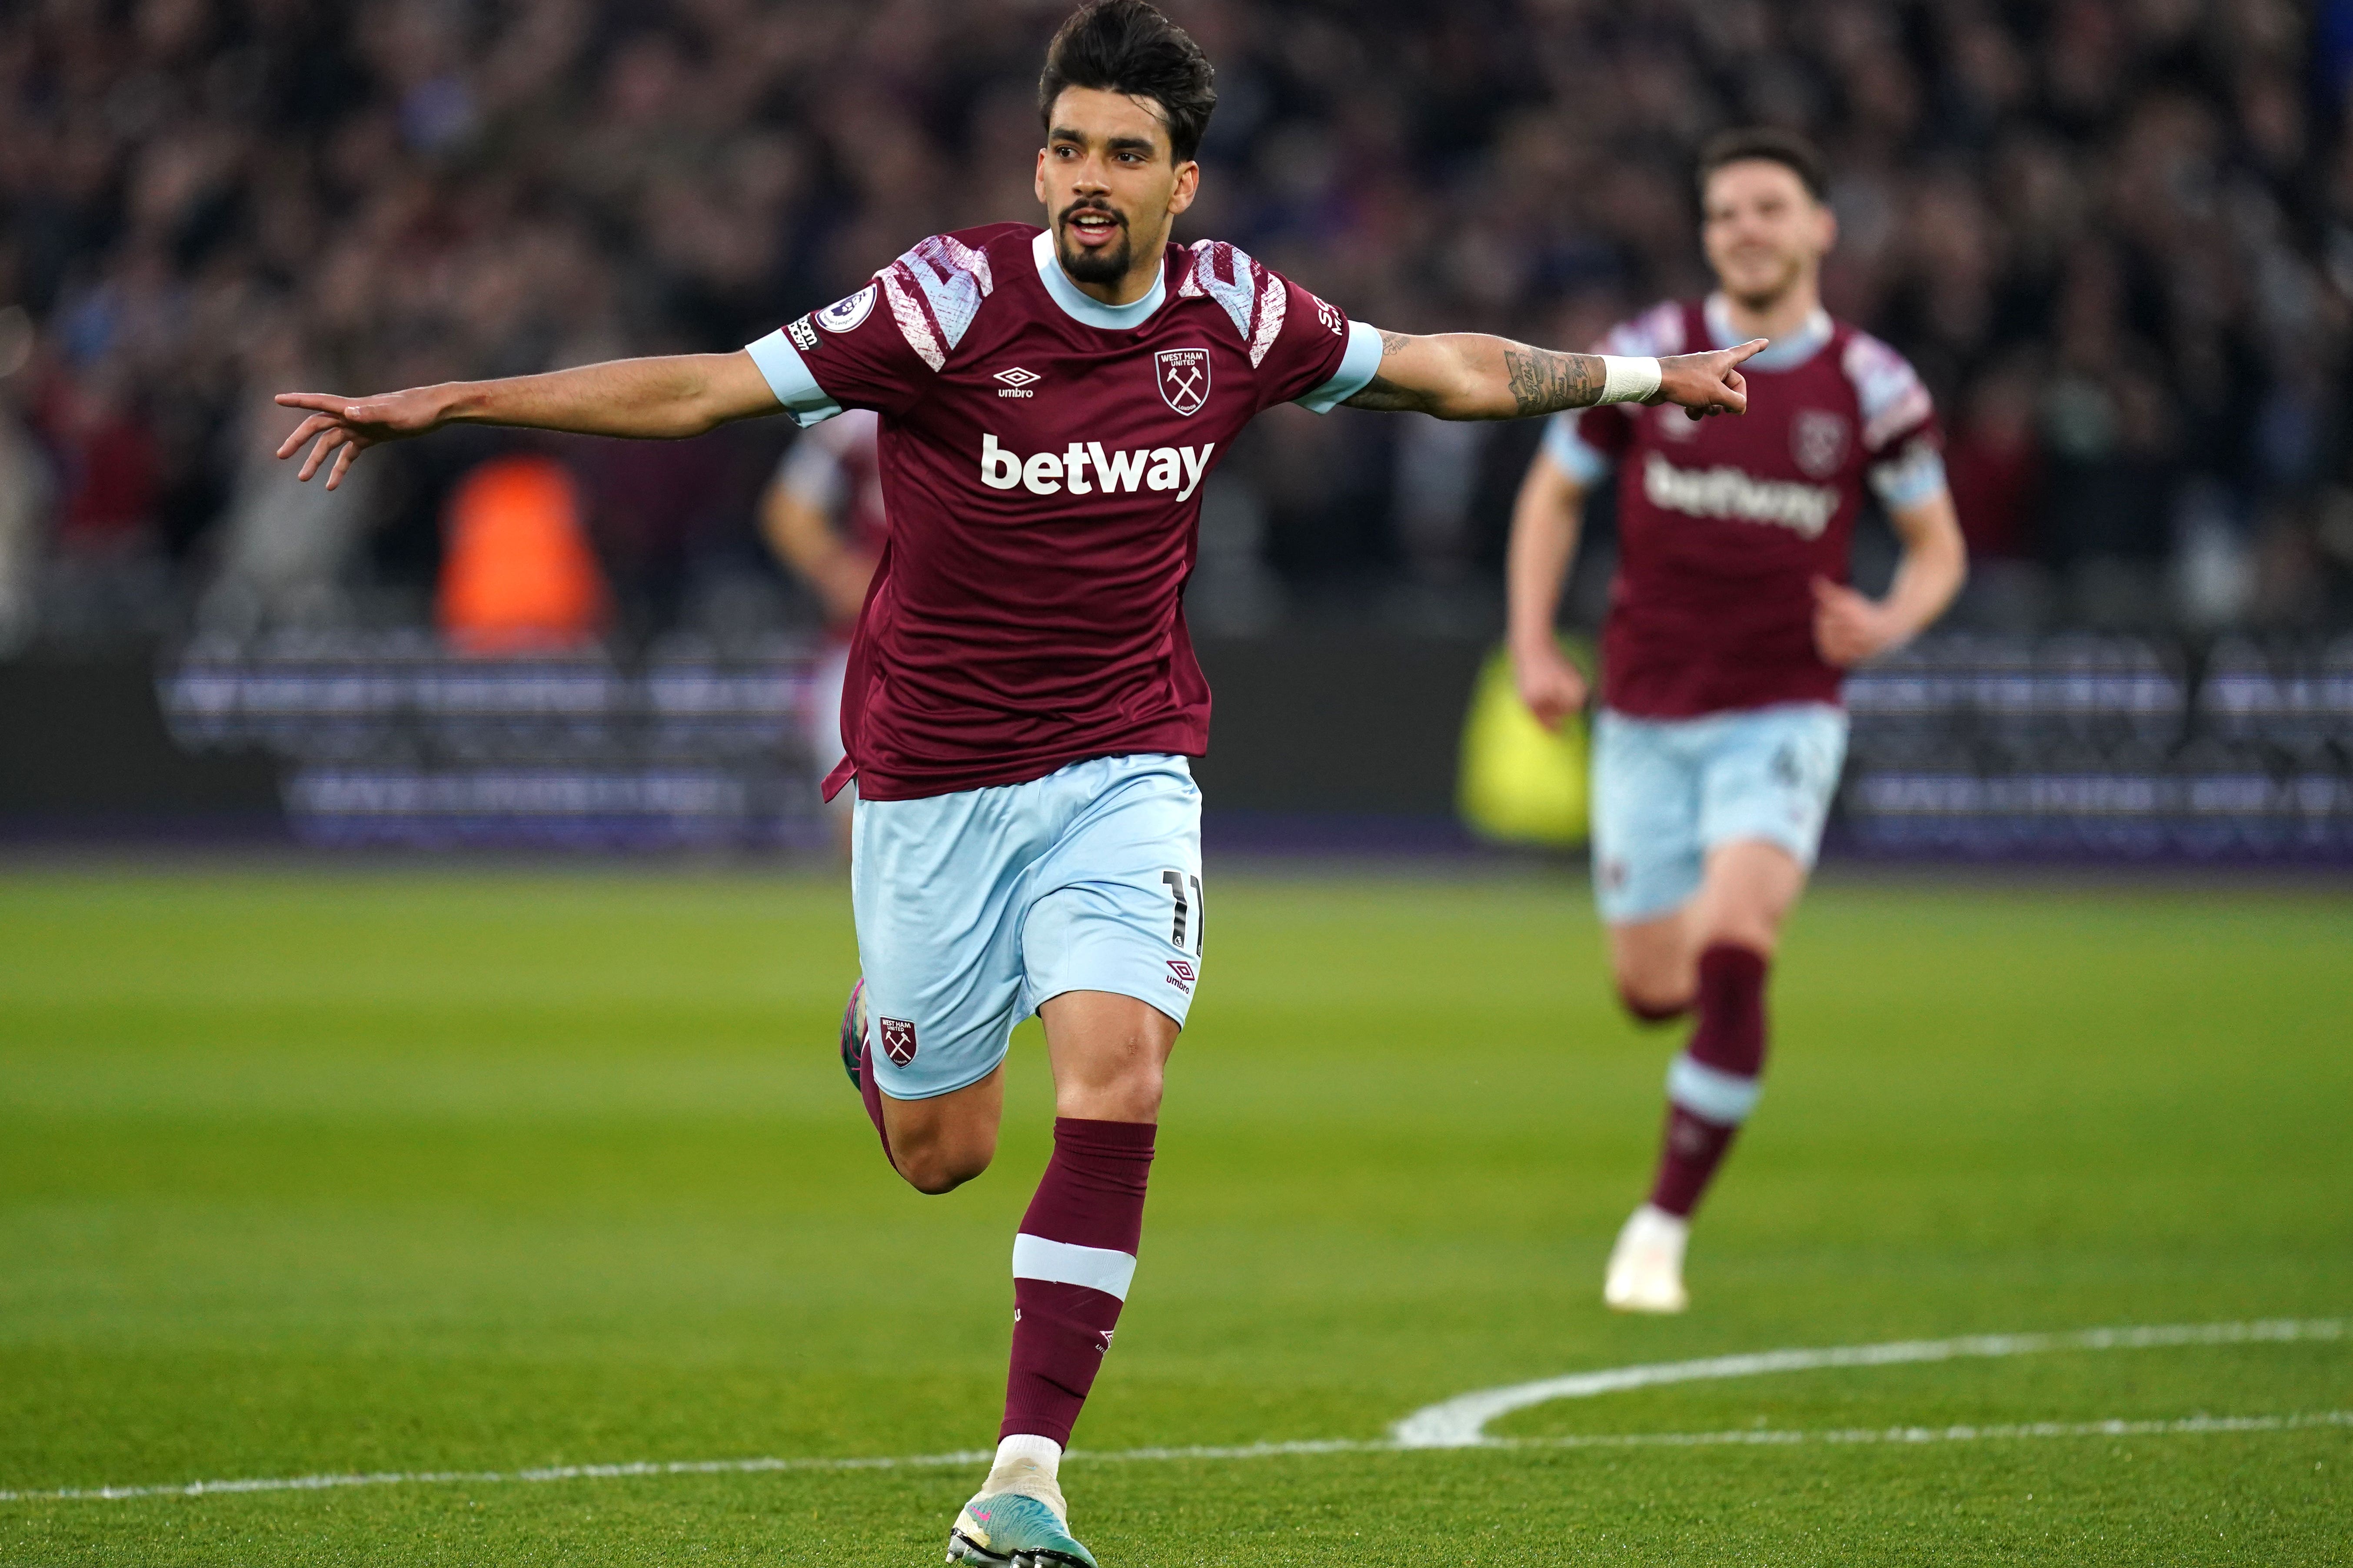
[1598,355,1662,405]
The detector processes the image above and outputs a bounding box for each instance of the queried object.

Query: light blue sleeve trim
[1293,318,1387,414]
[744,329,843,429]
[1868,445,1949,511]
[1542,412,1616,485]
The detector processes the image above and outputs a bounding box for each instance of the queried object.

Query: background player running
[1507,128,1968,1316]
[273,5,1759,1561]
[758,408,888,853]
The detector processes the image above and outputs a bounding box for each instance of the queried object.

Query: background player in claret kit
[758,409,889,851]
[1507,128,1969,1316]
[270,4,1762,1561]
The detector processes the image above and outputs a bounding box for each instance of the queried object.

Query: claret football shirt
[1544,296,1947,719]
[746,223,1382,801]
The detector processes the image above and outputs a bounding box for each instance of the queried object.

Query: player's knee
[1617,982,1694,1025]
[895,1143,992,1195]
[889,1120,998,1195]
[1611,953,1695,1023]
[1699,913,1781,956]
[1058,1059,1162,1123]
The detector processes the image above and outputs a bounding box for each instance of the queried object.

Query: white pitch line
[4,1318,2345,1505]
[1389,1316,2347,1447]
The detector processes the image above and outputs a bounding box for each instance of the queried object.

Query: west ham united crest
[1791,409,1850,478]
[877,1015,918,1066]
[1155,347,1211,416]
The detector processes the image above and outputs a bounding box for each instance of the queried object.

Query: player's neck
[1713,281,1822,345]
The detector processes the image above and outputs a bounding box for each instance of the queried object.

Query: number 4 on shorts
[1160,870,1204,956]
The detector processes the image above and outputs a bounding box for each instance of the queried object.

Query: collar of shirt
[1704,292,1832,372]
[1032,229,1168,330]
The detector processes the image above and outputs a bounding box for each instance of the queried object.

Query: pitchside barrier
[2,631,2349,857]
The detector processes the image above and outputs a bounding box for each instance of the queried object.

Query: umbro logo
[994,366,1040,399]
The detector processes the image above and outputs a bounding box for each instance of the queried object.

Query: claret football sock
[1647,942,1768,1218]
[1002,1116,1155,1448]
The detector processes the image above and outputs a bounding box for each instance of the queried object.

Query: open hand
[273,386,449,490]
[1812,576,1902,667]
[1511,640,1590,730]
[1651,338,1766,420]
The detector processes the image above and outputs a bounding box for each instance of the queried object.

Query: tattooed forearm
[1502,346,1605,416]
[1341,329,1611,419]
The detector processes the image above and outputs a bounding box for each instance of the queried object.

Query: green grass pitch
[1,862,2348,1565]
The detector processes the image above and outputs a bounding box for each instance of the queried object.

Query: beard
[1055,202,1132,284]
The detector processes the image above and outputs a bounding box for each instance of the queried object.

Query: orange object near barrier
[436,454,610,655]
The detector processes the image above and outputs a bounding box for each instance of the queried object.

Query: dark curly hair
[1038,0,1218,164]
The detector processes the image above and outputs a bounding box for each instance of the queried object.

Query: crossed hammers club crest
[1155,348,1211,416]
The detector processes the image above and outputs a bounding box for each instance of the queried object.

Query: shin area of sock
[1687,943,1769,1076]
[1000,1117,1156,1445]
[1648,1103,1739,1217]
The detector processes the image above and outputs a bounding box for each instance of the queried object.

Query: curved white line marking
[5,1319,2340,1504]
[1389,1316,2345,1448]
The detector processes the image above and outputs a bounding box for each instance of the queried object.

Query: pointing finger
[274,392,350,415]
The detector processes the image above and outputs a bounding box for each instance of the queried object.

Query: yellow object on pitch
[1456,641,1591,847]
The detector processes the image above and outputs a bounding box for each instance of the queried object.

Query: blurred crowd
[4,0,2353,656]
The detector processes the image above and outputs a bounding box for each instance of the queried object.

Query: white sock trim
[1012,1233,1136,1300]
[993,1434,1063,1478]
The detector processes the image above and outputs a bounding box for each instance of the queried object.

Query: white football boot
[1603,1203,1690,1313]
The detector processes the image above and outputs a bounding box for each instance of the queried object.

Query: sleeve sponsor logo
[1313,296,1344,336]
[787,317,820,352]
[817,284,879,333]
[1641,452,1839,539]
[1155,348,1211,415]
[980,432,1214,501]
[1791,409,1850,478]
[877,1016,919,1066]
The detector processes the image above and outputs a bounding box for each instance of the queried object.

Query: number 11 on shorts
[1160,870,1204,956]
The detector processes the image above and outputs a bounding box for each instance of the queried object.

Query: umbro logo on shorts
[1165,959,1196,994]
[878,1016,919,1066]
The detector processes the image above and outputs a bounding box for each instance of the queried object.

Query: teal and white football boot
[945,1490,1097,1568]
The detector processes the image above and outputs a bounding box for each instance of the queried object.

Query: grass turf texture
[0,865,2346,1565]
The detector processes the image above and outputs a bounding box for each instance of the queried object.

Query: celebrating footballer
[275,3,1764,1563]
[1508,128,1967,1316]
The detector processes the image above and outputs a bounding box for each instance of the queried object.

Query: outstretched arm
[275,351,781,490]
[1343,329,1765,421]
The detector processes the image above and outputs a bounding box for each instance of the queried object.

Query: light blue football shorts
[849,753,1205,1101]
[1591,703,1849,925]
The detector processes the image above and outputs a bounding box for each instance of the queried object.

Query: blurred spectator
[0,0,2345,649]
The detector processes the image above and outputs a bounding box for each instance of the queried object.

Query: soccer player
[1506,128,1967,1316]
[275,5,1760,1561]
[758,408,888,847]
